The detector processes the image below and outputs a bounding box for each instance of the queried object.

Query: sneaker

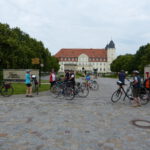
[26,95,29,97]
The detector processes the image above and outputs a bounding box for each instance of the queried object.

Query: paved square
[0,78,150,150]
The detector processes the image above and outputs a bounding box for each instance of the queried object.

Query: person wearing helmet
[132,70,141,106]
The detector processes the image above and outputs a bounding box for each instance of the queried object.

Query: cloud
[0,0,150,55]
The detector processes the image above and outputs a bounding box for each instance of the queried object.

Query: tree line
[0,23,59,72]
[111,43,150,74]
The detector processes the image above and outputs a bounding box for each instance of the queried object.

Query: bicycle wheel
[111,89,122,102]
[64,87,75,100]
[50,85,61,98]
[88,80,98,91]
[140,89,149,105]
[1,86,14,97]
[92,81,99,91]
[78,86,89,98]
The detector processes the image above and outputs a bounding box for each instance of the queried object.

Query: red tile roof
[55,48,107,58]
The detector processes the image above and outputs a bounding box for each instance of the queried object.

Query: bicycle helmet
[32,75,36,78]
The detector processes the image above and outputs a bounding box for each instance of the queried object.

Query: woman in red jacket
[49,69,56,87]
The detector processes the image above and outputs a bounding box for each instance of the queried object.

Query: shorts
[26,84,31,87]
[132,88,140,98]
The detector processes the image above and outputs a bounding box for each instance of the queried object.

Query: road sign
[32,58,40,64]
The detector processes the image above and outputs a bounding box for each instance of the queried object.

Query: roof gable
[55,48,107,58]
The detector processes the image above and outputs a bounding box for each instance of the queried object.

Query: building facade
[55,40,116,73]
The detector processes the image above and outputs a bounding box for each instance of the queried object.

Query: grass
[12,83,50,95]
[41,80,49,83]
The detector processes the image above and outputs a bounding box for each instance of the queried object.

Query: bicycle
[139,87,150,105]
[50,81,75,100]
[82,80,99,91]
[0,81,14,97]
[31,75,39,95]
[111,80,149,105]
[74,82,89,98]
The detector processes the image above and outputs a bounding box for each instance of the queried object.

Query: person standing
[85,73,91,87]
[69,70,75,88]
[49,69,56,87]
[64,70,70,82]
[118,70,126,85]
[132,70,141,107]
[25,70,33,97]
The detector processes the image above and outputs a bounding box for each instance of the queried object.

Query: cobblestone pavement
[0,78,150,150]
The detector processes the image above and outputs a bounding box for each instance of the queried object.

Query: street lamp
[39,63,44,87]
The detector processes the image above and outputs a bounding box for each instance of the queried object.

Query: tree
[0,22,60,72]
[132,44,150,73]
[111,54,134,73]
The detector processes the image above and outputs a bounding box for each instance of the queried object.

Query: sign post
[32,58,40,65]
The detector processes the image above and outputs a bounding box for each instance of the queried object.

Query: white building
[55,40,116,73]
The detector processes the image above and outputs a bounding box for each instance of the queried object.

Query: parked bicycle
[83,80,99,91]
[0,81,14,97]
[111,80,148,105]
[74,82,89,98]
[31,75,39,95]
[50,81,75,100]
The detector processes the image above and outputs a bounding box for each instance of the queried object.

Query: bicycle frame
[117,83,133,101]
[121,86,132,100]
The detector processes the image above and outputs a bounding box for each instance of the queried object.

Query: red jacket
[49,73,55,82]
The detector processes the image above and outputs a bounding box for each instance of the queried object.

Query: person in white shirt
[49,69,56,87]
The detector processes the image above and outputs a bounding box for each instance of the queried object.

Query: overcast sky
[0,0,150,55]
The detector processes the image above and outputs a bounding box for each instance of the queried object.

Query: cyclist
[49,69,56,87]
[25,70,33,97]
[69,70,75,88]
[64,70,70,82]
[85,73,91,88]
[118,70,126,85]
[132,70,141,107]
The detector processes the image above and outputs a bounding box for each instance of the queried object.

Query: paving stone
[0,78,150,150]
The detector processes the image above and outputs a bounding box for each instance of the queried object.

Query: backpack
[144,78,150,89]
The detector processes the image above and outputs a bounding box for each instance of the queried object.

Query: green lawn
[41,80,49,83]
[12,83,50,95]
